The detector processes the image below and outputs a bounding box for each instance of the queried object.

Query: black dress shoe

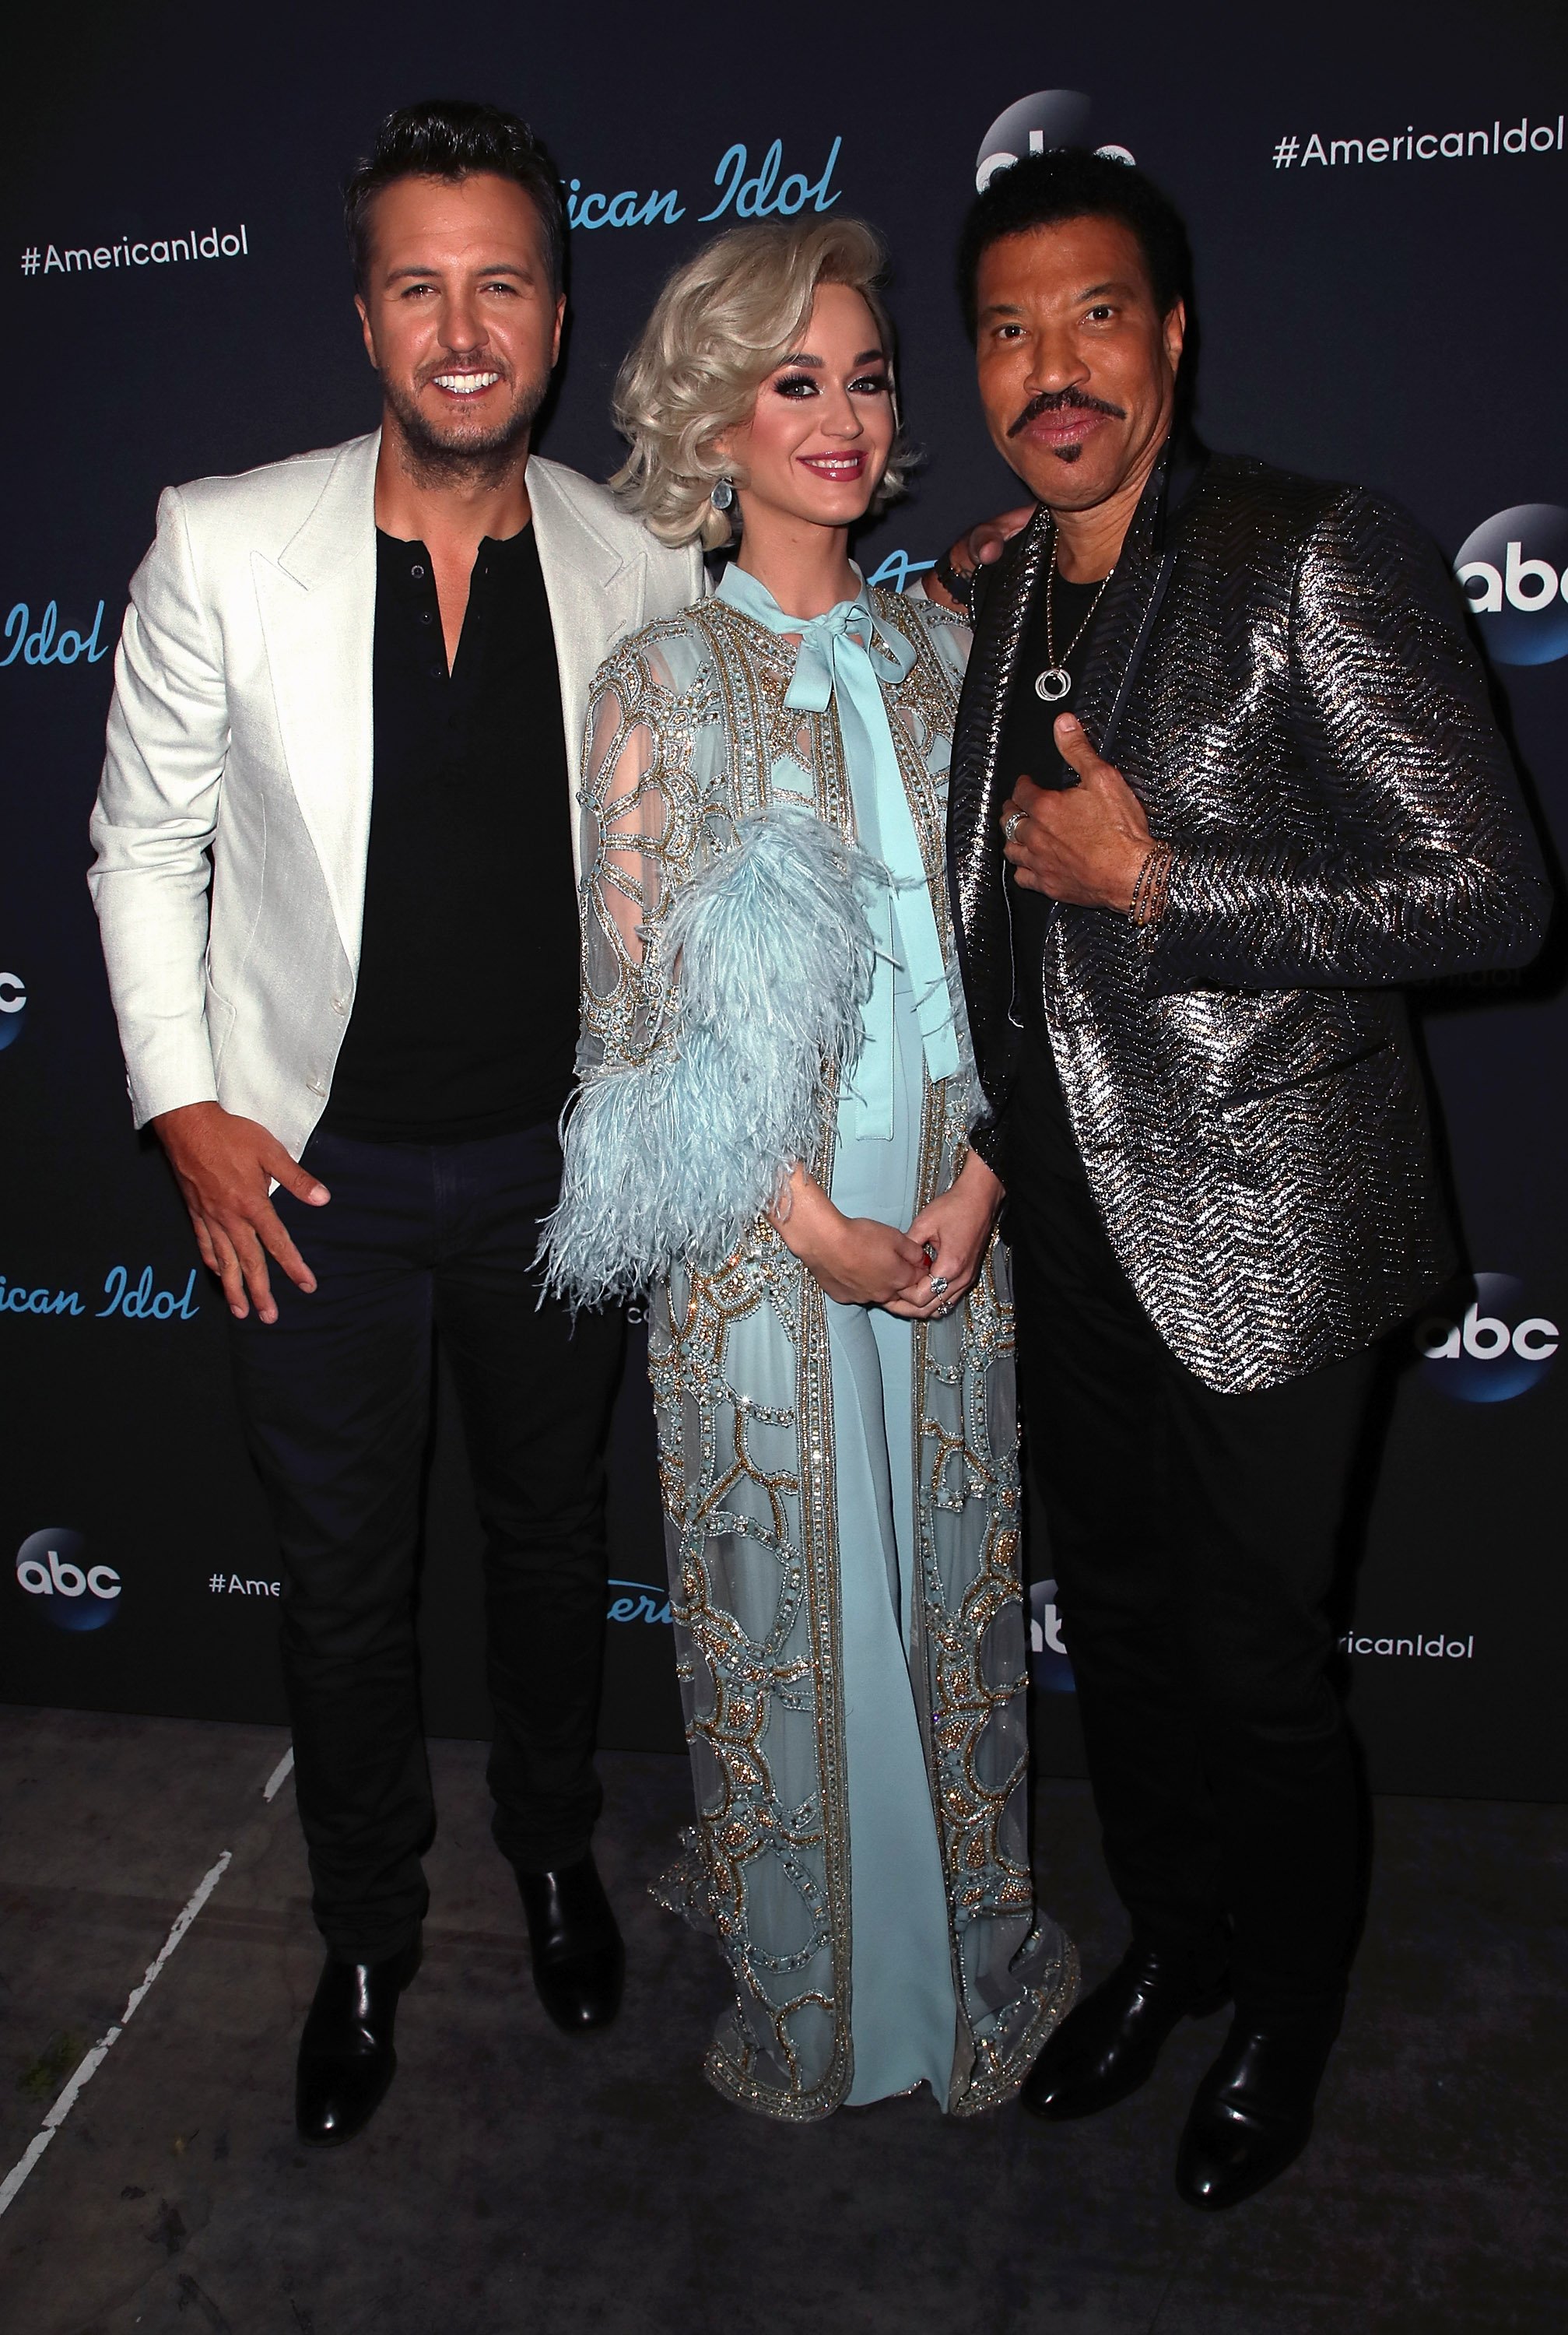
[1021,1938,1230,2123]
[1176,2008,1342,2210]
[517,1853,624,2033]
[295,1933,421,2148]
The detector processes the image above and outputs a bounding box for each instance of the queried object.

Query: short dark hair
[956,149,1192,339]
[344,98,567,297]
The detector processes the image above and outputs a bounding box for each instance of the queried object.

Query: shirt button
[331,995,348,1016]
[307,1075,326,1095]
[419,610,433,624]
[411,563,426,578]
[432,666,445,680]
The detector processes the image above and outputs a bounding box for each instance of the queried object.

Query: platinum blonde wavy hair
[611,217,911,551]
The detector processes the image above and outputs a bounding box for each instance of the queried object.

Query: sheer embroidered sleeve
[577,632,707,1080]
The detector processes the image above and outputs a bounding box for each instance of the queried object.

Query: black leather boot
[1176,2005,1342,2210]
[517,1853,624,2033]
[295,1932,421,2147]
[1021,1937,1230,2122]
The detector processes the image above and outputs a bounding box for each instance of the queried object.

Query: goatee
[382,370,549,489]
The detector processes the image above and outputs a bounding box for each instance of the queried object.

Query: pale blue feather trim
[540,807,885,1305]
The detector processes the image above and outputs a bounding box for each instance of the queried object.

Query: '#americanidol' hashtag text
[1272,116,1563,168]
[20,225,250,276]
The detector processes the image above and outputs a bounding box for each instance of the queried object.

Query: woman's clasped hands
[771,1151,1003,1320]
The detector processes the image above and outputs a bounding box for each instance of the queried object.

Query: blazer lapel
[1070,450,1170,773]
[947,508,1051,1015]
[252,432,378,969]
[528,458,644,883]
[1074,437,1209,782]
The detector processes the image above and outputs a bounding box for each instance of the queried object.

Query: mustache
[1008,386,1127,439]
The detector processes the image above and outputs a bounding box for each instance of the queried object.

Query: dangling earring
[710,476,735,512]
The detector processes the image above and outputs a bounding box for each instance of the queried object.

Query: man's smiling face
[356,171,564,474]
[974,213,1184,514]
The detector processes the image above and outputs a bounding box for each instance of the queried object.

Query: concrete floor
[0,1705,1563,2334]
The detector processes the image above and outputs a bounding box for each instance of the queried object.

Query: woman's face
[721,282,895,532]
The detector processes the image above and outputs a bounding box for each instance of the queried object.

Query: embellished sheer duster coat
[547,574,1074,2119]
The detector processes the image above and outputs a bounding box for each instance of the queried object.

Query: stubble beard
[381,367,549,490]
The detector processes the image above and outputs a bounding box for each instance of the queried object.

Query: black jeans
[1005,1128,1377,2022]
[229,1122,626,1963]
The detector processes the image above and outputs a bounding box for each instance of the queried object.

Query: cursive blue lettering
[563,168,694,233]
[735,139,783,219]
[702,135,842,223]
[637,188,684,225]
[702,143,747,221]
[0,1275,83,1315]
[606,1579,673,1624]
[806,135,843,212]
[2,597,110,669]
[24,602,58,665]
[96,1264,200,1321]
[865,550,935,594]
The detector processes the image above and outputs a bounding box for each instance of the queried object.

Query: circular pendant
[1033,666,1072,703]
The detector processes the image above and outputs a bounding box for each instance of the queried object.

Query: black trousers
[229,1121,626,1963]
[1006,1130,1377,2022]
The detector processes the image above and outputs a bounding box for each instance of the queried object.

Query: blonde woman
[544,219,1075,2119]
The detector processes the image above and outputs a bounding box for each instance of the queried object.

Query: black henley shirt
[322,525,581,1144]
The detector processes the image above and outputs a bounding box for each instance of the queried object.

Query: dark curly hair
[957,149,1192,339]
[344,98,566,297]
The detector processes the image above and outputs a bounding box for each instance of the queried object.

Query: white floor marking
[0,1736,294,2219]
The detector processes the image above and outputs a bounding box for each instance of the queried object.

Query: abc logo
[1415,1273,1559,1403]
[15,1529,121,1631]
[1029,1577,1075,1694]
[1454,505,1568,667]
[0,969,26,1052]
[976,91,1136,192]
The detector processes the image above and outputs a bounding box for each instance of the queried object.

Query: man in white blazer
[89,101,701,2147]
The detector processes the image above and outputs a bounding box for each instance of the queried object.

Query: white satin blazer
[88,430,703,1160]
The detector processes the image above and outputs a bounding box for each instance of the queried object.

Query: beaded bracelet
[930,550,980,620]
[1128,841,1174,929]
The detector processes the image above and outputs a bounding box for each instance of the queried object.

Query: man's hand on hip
[152,1101,329,1324]
[1002,714,1153,909]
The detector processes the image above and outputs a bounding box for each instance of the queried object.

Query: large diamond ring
[929,1273,949,1299]
[1001,808,1027,844]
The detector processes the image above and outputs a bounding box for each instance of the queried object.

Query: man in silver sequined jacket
[929,149,1549,2211]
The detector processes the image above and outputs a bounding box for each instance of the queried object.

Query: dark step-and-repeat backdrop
[2,1,1564,1798]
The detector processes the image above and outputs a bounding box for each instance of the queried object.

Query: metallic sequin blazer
[948,443,1551,1395]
